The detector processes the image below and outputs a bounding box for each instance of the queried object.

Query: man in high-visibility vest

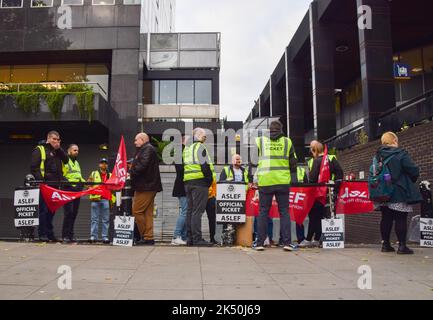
[30,131,69,242]
[253,120,298,252]
[183,128,215,247]
[88,158,112,244]
[61,144,85,244]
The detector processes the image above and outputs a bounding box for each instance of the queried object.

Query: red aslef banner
[39,136,128,213]
[336,181,375,215]
[316,145,330,205]
[105,136,127,191]
[245,187,317,225]
[40,184,112,213]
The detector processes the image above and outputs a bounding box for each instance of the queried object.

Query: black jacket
[309,155,344,183]
[376,146,422,204]
[130,142,163,193]
[184,142,213,188]
[30,143,69,183]
[172,163,186,198]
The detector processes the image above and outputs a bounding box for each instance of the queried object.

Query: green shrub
[42,93,67,120]
[75,91,94,121]
[15,93,40,114]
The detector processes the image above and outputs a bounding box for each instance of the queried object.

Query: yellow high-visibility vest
[183,142,216,182]
[255,136,295,187]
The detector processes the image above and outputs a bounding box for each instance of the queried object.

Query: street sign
[321,218,345,249]
[113,216,135,247]
[14,188,39,227]
[216,182,246,223]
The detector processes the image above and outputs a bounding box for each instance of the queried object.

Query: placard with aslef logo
[14,188,40,227]
[216,183,246,224]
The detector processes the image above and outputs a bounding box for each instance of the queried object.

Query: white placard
[216,183,246,224]
[113,216,135,247]
[14,188,39,227]
[321,218,345,249]
[420,218,433,247]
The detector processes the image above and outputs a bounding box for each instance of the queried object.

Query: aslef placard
[14,188,40,227]
[113,216,135,247]
[420,218,433,248]
[321,218,345,249]
[216,183,246,224]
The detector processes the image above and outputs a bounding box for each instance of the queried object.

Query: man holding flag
[299,142,343,248]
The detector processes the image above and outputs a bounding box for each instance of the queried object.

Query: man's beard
[70,155,78,161]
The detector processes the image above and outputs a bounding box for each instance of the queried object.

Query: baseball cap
[99,158,108,163]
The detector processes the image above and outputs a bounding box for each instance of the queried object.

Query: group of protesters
[24,121,423,254]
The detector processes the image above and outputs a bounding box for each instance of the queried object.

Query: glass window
[92,0,115,5]
[398,48,423,101]
[86,64,109,98]
[62,0,83,5]
[31,0,53,7]
[1,0,22,8]
[123,0,140,4]
[179,51,218,68]
[153,80,159,104]
[195,80,212,104]
[177,80,194,104]
[10,65,48,83]
[159,80,176,104]
[0,66,11,83]
[180,34,218,50]
[47,64,86,82]
[150,52,178,69]
[423,45,433,74]
[150,34,178,51]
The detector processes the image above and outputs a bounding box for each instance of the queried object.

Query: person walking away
[376,132,422,254]
[299,142,343,248]
[172,135,188,246]
[88,158,113,244]
[30,131,69,242]
[183,128,215,247]
[131,133,163,246]
[62,144,85,244]
[253,120,298,252]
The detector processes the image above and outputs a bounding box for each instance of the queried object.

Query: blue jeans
[253,216,273,240]
[258,189,292,246]
[173,197,188,240]
[90,200,110,240]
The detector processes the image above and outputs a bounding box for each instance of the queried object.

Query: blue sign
[394,63,411,79]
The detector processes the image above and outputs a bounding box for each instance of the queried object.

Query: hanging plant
[15,93,40,114]
[75,91,94,122]
[42,92,66,120]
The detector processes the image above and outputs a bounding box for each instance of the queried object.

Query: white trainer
[171,237,187,246]
[298,240,312,248]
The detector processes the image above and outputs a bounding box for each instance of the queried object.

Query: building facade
[244,0,433,161]
[0,0,224,240]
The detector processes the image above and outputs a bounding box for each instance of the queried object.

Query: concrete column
[110,49,140,154]
[357,0,395,140]
[285,47,306,161]
[309,1,336,141]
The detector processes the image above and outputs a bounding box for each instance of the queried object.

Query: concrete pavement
[0,241,432,300]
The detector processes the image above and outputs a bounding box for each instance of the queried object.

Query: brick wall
[338,121,433,243]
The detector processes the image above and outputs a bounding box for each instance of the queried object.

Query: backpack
[368,153,396,203]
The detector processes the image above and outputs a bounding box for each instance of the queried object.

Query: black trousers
[380,206,409,245]
[62,186,82,240]
[306,201,325,242]
[206,197,216,241]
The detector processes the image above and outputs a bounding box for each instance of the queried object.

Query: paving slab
[0,243,431,300]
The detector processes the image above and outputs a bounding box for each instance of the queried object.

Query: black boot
[381,241,395,253]
[397,244,414,255]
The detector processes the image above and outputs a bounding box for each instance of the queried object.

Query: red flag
[105,136,127,191]
[289,187,317,225]
[316,145,330,205]
[336,181,374,215]
[245,187,316,225]
[40,184,112,213]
